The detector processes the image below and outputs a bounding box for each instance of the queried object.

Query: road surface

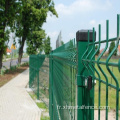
[2,57,29,69]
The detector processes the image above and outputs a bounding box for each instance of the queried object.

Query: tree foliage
[0,0,58,68]
[27,29,46,55]
[109,41,117,56]
[16,0,58,62]
[95,45,99,56]
[0,0,21,69]
[44,36,51,55]
[61,41,64,45]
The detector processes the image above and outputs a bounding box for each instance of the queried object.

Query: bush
[1,69,5,75]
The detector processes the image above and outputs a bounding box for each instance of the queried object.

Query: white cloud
[46,12,57,22]
[89,20,105,27]
[68,32,75,39]
[47,31,59,39]
[89,20,96,25]
[56,0,112,16]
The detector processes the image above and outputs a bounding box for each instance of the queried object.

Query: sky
[43,0,120,50]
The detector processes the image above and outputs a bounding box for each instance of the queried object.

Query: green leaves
[109,41,117,56]
[20,0,58,55]
[0,0,21,54]
[44,36,51,55]
[0,0,58,66]
[95,45,99,56]
[26,29,46,55]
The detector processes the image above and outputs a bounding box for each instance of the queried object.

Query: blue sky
[43,0,120,50]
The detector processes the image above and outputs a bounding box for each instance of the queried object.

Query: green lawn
[94,58,120,109]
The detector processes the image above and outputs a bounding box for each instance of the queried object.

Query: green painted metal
[49,40,77,120]
[29,54,49,101]
[79,29,95,120]
[49,51,54,120]
[118,59,120,72]
[77,40,95,120]
[81,14,120,120]
[29,14,120,120]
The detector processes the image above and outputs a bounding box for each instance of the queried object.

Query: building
[117,45,120,56]
[56,31,62,48]
[6,48,11,55]
[99,45,120,56]
[99,49,104,54]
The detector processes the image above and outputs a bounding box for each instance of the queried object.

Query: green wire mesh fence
[49,39,77,120]
[29,14,120,120]
[29,54,49,107]
[39,57,49,106]
[81,15,120,120]
[49,14,120,120]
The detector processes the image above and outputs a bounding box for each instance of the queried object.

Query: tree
[68,40,74,49]
[16,0,58,63]
[95,45,99,56]
[26,29,46,55]
[61,41,64,45]
[109,41,117,56]
[44,36,51,55]
[0,0,21,69]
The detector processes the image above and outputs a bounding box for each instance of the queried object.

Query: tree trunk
[0,51,3,70]
[18,36,26,64]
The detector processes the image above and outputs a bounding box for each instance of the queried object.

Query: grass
[94,58,120,110]
[36,102,48,110]
[29,92,37,100]
[28,91,49,120]
[41,114,50,120]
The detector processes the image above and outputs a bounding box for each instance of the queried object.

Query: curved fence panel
[29,54,49,107]
[49,39,77,120]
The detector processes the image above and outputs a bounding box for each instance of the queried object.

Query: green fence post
[76,30,96,120]
[49,51,53,120]
[29,56,31,88]
[37,55,39,100]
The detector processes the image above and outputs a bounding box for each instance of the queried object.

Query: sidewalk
[0,69,41,120]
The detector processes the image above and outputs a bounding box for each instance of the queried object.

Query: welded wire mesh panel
[82,15,120,120]
[49,39,77,120]
[29,54,45,99]
[39,57,49,107]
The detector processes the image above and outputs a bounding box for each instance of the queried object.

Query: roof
[118,45,120,52]
[6,48,11,53]
[99,49,104,54]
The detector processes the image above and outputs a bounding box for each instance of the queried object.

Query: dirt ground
[94,110,120,120]
[0,65,29,87]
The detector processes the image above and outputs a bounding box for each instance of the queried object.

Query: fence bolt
[94,80,96,86]
[85,78,88,87]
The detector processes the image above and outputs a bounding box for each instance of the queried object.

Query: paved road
[0,69,41,120]
[2,57,29,69]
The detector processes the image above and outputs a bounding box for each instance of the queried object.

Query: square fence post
[49,51,53,120]
[29,56,31,88]
[76,30,96,120]
[37,55,40,100]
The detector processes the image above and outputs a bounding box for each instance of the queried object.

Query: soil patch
[0,65,29,87]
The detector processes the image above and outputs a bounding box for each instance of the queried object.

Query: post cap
[76,30,96,42]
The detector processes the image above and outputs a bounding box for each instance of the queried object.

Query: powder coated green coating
[29,14,120,120]
[49,39,77,120]
[82,14,120,120]
[29,54,45,99]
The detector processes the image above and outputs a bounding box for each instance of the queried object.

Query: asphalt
[2,57,29,69]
